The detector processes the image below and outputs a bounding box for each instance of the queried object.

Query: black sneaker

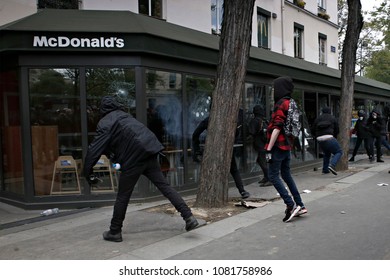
[328,165,337,175]
[258,178,268,184]
[260,181,273,187]
[283,204,301,223]
[240,191,250,199]
[349,157,355,162]
[185,215,199,231]
[377,159,384,162]
[103,230,123,242]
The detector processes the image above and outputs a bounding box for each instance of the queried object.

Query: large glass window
[139,0,162,18]
[29,69,80,196]
[294,24,304,59]
[146,69,183,187]
[211,0,224,35]
[185,75,214,184]
[0,69,24,194]
[244,83,270,173]
[86,68,136,193]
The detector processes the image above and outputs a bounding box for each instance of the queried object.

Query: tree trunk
[194,0,255,208]
[338,0,363,170]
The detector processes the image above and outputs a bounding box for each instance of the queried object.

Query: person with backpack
[349,110,370,162]
[313,107,343,175]
[248,105,271,186]
[265,76,307,222]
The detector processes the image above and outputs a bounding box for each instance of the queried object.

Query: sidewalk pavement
[0,154,389,259]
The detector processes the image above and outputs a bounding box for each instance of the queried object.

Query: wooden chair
[50,156,81,195]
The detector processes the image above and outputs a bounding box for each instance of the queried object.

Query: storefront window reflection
[29,68,80,196]
[86,68,136,193]
[1,70,24,194]
[146,69,183,187]
[186,75,214,184]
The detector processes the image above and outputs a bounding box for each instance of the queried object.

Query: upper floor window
[211,0,223,35]
[257,8,270,49]
[139,0,162,19]
[318,0,326,11]
[319,33,327,65]
[294,23,304,59]
[38,0,80,9]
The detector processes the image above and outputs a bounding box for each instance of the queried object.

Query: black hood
[99,96,124,117]
[322,107,331,114]
[273,76,294,102]
[358,110,365,117]
[253,105,265,117]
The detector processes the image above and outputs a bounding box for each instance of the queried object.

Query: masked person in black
[349,110,370,162]
[367,109,384,162]
[192,111,250,199]
[313,107,343,175]
[84,96,198,242]
[248,105,271,186]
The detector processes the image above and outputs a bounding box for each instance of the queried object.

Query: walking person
[265,76,307,222]
[248,105,271,186]
[192,113,250,199]
[313,107,343,175]
[84,96,199,242]
[367,109,384,162]
[349,110,370,161]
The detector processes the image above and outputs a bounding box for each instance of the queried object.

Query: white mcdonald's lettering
[32,36,125,48]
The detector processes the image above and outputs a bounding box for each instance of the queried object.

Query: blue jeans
[318,137,343,173]
[268,148,304,208]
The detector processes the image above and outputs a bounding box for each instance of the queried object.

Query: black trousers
[230,157,245,193]
[110,154,192,233]
[368,135,381,159]
[351,137,370,157]
[256,150,268,180]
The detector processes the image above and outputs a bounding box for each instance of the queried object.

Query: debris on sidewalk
[234,200,271,209]
[377,183,388,187]
[303,189,312,193]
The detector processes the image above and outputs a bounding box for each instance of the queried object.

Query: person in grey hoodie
[313,107,343,175]
[84,96,198,242]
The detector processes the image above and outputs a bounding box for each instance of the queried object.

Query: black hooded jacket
[367,109,384,138]
[83,96,164,177]
[313,107,339,138]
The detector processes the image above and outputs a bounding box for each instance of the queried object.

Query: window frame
[257,8,271,50]
[294,23,304,59]
[319,33,327,65]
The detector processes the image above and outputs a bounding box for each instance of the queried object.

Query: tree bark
[194,0,255,208]
[338,0,363,170]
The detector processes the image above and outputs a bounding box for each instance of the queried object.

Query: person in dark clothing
[192,114,250,199]
[248,105,271,186]
[367,109,384,162]
[265,76,306,222]
[313,107,343,175]
[349,110,370,161]
[84,96,198,242]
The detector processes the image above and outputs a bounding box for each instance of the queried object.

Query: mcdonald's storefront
[1,9,390,209]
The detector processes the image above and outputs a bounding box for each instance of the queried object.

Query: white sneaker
[283,205,301,222]
[297,206,308,216]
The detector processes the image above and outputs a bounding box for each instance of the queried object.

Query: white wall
[0,0,36,26]
[166,0,210,34]
[82,0,138,12]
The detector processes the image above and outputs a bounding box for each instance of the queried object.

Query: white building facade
[1,0,339,68]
